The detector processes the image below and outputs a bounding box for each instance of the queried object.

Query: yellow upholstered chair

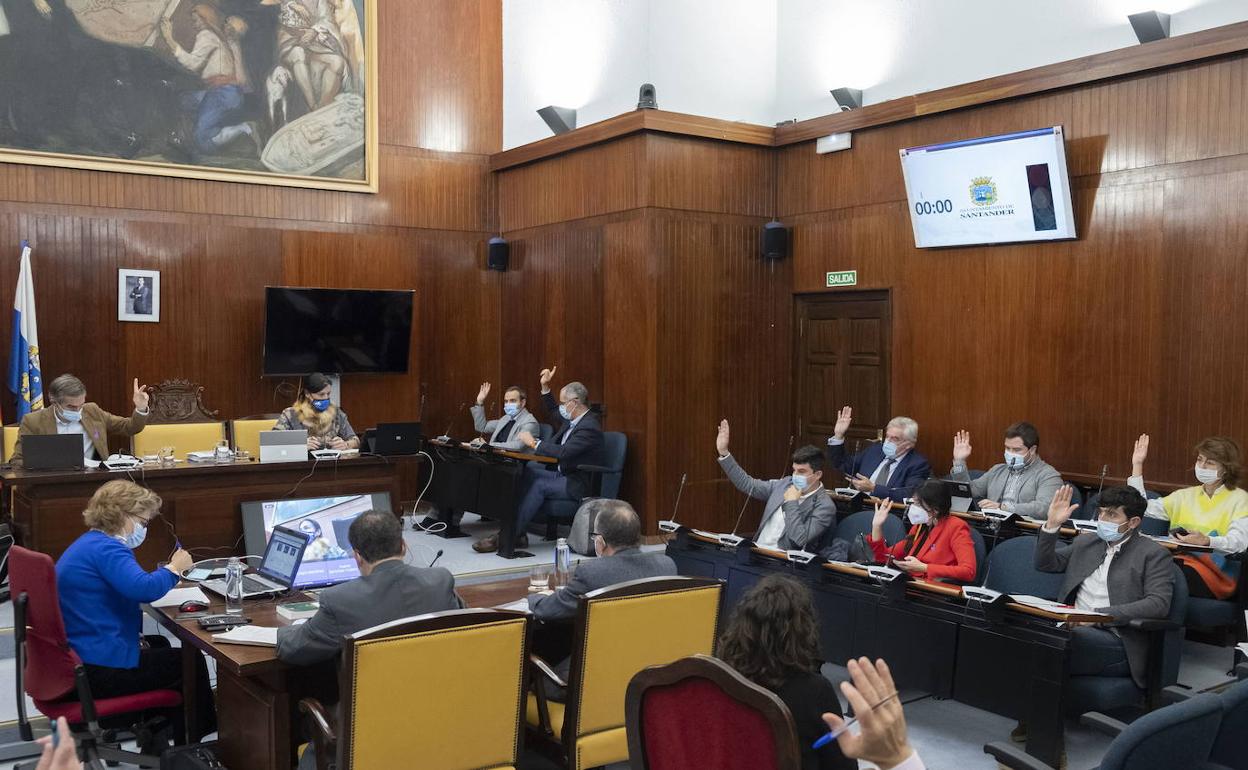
[230,416,279,459]
[527,575,723,770]
[3,425,18,462]
[132,422,226,458]
[300,609,530,770]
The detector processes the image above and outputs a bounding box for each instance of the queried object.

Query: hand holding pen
[816,657,917,770]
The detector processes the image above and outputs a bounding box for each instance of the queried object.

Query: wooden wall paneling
[498,137,644,231]
[1164,56,1248,165]
[644,134,774,217]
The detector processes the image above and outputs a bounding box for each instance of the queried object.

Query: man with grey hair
[12,374,150,466]
[473,365,605,553]
[826,407,931,503]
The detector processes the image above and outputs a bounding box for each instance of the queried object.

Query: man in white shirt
[469,382,539,451]
[715,419,835,552]
[11,374,150,466]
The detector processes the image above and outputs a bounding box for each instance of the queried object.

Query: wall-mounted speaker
[487,237,509,272]
[762,222,789,261]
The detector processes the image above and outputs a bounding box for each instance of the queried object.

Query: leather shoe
[473,534,499,553]
[1009,721,1027,743]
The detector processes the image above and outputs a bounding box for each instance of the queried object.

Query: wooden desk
[148,576,530,770]
[2,456,418,569]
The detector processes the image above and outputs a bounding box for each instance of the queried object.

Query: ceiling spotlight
[537,105,577,135]
[637,83,658,110]
[830,87,863,112]
[1128,10,1170,43]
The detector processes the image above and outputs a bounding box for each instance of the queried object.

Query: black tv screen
[262,287,414,376]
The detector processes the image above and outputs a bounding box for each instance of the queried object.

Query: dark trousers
[1069,626,1131,678]
[513,465,574,535]
[82,635,217,742]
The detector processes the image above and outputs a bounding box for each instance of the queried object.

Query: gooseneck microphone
[429,549,444,568]
[438,402,468,441]
[1097,464,1109,496]
[660,473,687,533]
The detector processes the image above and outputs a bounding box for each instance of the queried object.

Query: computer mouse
[179,599,209,613]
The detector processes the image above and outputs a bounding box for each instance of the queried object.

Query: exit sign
[826,270,858,287]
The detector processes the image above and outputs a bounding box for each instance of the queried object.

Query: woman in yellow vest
[1129,434,1248,598]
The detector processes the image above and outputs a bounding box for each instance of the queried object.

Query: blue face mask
[882,440,898,459]
[792,473,810,491]
[311,398,331,412]
[59,407,83,423]
[119,522,147,550]
[1004,451,1027,470]
[503,403,520,417]
[558,404,572,421]
[1096,519,1126,543]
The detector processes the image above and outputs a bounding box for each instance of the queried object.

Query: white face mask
[906,504,930,526]
[1195,464,1221,485]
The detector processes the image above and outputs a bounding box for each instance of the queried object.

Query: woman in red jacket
[869,479,977,583]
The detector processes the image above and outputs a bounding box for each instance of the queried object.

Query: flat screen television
[262,286,414,376]
[899,126,1077,248]
[241,492,392,589]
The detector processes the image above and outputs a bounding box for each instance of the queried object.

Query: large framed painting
[0,0,377,192]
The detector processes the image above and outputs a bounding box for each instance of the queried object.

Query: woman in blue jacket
[56,480,215,744]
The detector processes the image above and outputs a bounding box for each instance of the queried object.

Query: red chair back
[9,546,81,703]
[625,655,801,770]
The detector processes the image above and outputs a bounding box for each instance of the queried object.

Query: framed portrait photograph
[118,269,161,323]
[0,0,378,192]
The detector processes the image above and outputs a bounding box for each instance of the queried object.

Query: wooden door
[794,291,891,454]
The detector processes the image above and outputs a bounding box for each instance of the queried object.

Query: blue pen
[812,691,899,749]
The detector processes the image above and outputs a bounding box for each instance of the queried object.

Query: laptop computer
[943,480,975,513]
[23,434,86,471]
[202,525,308,599]
[371,422,422,455]
[260,429,308,464]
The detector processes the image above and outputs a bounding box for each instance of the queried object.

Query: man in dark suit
[825,406,931,503]
[12,374,150,466]
[528,500,676,698]
[276,509,463,667]
[473,365,605,553]
[716,419,835,552]
[1028,484,1172,731]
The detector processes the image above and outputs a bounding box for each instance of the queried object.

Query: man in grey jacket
[276,509,463,667]
[950,421,1063,519]
[469,381,539,451]
[715,419,835,552]
[1035,484,1173,689]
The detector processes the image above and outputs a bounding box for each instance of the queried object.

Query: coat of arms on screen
[0,0,377,192]
[969,176,999,207]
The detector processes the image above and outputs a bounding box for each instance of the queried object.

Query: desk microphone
[417,388,428,422]
[1097,464,1109,495]
[438,402,467,441]
[428,549,444,568]
[659,473,688,533]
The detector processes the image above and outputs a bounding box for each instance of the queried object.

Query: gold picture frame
[0,0,378,193]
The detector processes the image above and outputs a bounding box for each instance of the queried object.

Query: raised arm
[1125,433,1170,521]
[715,420,774,501]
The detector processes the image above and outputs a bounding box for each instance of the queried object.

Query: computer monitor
[241,492,393,589]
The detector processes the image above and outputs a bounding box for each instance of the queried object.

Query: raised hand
[953,430,972,463]
[476,382,491,405]
[871,499,892,531]
[1131,433,1149,475]
[716,419,731,457]
[833,406,853,439]
[132,379,150,411]
[1046,484,1078,529]
[821,658,913,769]
[538,365,557,393]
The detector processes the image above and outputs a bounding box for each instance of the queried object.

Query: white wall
[504,0,1248,149]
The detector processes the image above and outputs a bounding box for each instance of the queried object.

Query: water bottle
[225,557,244,616]
[554,538,571,587]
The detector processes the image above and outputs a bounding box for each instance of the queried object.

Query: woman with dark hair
[1129,434,1248,598]
[275,373,359,450]
[719,575,857,770]
[868,479,977,583]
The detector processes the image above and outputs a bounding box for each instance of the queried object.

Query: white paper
[212,626,280,646]
[151,587,210,609]
[1010,594,1111,618]
[496,598,532,613]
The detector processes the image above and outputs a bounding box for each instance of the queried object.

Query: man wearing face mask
[1127,434,1248,599]
[468,382,539,451]
[716,420,835,552]
[275,372,359,450]
[474,366,605,553]
[949,421,1063,518]
[826,407,931,503]
[11,374,151,467]
[1023,485,1172,740]
[55,480,214,745]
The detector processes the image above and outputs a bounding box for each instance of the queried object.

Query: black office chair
[535,431,628,540]
[1163,678,1248,769]
[828,510,906,562]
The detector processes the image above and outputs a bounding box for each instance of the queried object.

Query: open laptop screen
[241,492,392,589]
[257,526,310,587]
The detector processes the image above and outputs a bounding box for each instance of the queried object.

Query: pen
[812,691,900,749]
